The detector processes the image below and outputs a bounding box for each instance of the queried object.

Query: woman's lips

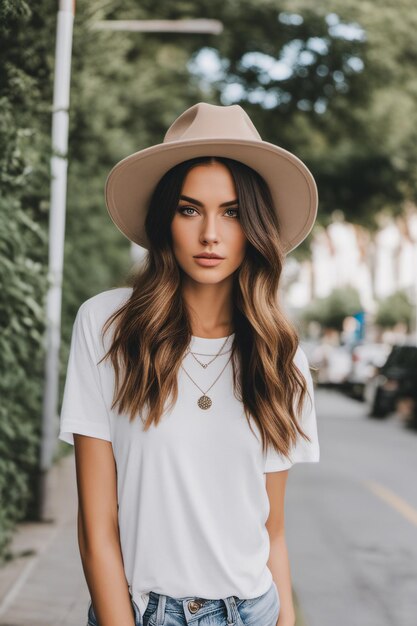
[193,257,224,266]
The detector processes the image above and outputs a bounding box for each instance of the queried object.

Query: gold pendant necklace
[181,352,233,409]
[197,395,212,410]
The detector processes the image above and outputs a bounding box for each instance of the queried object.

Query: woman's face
[171,161,247,285]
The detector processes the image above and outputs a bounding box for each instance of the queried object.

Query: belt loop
[155,593,166,625]
[222,595,239,625]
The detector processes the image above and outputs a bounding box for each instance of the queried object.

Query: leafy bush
[302,286,362,331]
[375,289,414,330]
[0,0,52,560]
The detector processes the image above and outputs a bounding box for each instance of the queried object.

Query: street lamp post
[39,0,75,521]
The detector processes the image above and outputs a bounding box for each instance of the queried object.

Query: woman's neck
[182,279,234,339]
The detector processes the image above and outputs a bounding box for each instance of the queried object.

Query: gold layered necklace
[185,334,230,368]
[181,334,234,409]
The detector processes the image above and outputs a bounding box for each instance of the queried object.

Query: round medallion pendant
[197,395,212,409]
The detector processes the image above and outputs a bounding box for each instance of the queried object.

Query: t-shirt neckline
[189,332,235,352]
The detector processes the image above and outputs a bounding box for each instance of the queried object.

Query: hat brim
[105,137,318,254]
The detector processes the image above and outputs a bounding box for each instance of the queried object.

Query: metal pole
[91,19,223,34]
[38,0,75,521]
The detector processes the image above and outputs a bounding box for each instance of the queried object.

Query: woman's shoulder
[293,343,310,372]
[76,286,133,330]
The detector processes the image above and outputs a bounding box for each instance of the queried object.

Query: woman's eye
[177,206,239,217]
[177,206,198,215]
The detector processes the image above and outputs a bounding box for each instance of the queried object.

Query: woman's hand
[277,617,295,626]
[276,607,296,626]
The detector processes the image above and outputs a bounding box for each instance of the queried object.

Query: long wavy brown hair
[99,156,313,460]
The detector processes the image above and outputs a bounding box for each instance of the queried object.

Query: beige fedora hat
[105,102,318,254]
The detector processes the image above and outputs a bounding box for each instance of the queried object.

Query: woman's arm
[265,470,296,626]
[74,434,135,626]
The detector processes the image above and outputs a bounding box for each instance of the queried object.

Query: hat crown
[105,101,318,255]
[164,102,262,143]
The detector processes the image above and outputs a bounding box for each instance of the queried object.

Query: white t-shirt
[58,287,319,620]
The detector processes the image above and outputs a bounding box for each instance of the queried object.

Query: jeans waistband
[138,591,241,625]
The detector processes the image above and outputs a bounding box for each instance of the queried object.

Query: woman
[59,102,320,626]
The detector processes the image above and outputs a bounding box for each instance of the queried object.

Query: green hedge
[0,0,52,561]
[0,196,47,558]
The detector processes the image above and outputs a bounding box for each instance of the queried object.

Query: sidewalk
[0,453,90,626]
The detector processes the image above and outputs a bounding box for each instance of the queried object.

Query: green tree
[302,286,362,331]
[375,289,414,330]
[0,0,52,558]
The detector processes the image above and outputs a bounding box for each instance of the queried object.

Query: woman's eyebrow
[179,194,239,207]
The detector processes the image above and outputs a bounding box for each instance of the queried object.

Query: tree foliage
[0,0,51,558]
[375,289,414,330]
[302,286,362,331]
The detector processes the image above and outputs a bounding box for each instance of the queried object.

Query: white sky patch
[345,56,364,72]
[326,13,366,41]
[246,88,280,108]
[278,12,304,26]
[314,98,327,113]
[281,39,304,68]
[299,50,316,66]
[240,51,293,80]
[307,37,329,55]
[221,83,246,104]
[188,48,224,82]
[262,92,281,108]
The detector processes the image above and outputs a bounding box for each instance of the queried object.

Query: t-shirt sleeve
[264,346,320,472]
[58,301,112,446]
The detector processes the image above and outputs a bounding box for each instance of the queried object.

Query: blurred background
[0,1,416,625]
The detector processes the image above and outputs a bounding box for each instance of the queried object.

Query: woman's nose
[200,216,220,244]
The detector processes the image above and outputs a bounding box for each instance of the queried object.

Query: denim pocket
[236,582,280,626]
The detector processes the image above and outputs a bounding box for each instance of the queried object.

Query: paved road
[286,386,417,626]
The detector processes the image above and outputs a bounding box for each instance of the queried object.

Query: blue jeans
[87,580,280,626]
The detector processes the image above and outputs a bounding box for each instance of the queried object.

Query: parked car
[345,342,392,400]
[364,343,417,423]
[310,342,352,386]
